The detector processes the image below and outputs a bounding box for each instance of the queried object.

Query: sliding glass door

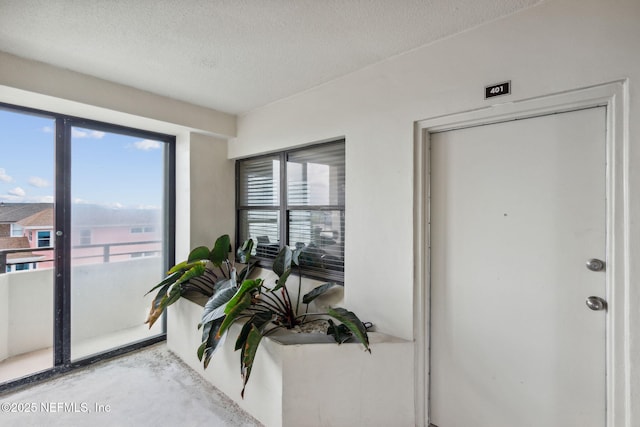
[0,108,55,383]
[69,125,169,360]
[0,103,174,389]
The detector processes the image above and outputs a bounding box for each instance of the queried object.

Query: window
[0,102,175,389]
[79,229,91,245]
[37,230,51,248]
[237,140,345,281]
[131,226,155,234]
[10,224,24,237]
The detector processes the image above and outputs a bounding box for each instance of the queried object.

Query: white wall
[230,0,640,423]
[0,273,10,361]
[0,259,162,361]
[231,0,639,338]
[189,133,236,250]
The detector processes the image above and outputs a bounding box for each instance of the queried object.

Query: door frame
[413,81,629,427]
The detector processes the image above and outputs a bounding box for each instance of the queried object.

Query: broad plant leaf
[327,307,371,353]
[144,271,181,296]
[210,234,231,267]
[224,279,262,314]
[302,282,338,304]
[145,284,171,328]
[218,292,253,337]
[235,311,273,351]
[326,319,353,344]
[272,267,291,291]
[236,239,254,264]
[212,272,235,293]
[200,286,238,327]
[291,247,302,266]
[187,246,211,263]
[175,262,207,286]
[241,324,263,399]
[272,246,292,277]
[197,276,240,368]
[237,261,255,284]
[168,259,207,276]
[197,316,227,369]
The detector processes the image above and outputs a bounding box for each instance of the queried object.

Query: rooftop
[0,203,53,223]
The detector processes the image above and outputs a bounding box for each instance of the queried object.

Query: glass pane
[289,210,344,272]
[0,109,55,383]
[239,210,280,259]
[70,127,165,360]
[287,142,345,206]
[238,155,280,206]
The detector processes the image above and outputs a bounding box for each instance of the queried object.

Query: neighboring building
[0,203,161,272]
[0,202,52,238]
[0,203,53,272]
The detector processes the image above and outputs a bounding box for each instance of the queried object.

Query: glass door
[0,104,173,390]
[69,125,169,360]
[0,108,55,383]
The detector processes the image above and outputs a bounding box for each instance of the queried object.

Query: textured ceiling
[0,0,541,114]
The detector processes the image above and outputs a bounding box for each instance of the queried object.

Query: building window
[79,229,91,245]
[37,230,51,248]
[10,224,24,237]
[237,140,345,281]
[9,263,30,272]
[131,226,155,234]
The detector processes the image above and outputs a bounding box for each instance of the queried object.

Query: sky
[0,108,164,209]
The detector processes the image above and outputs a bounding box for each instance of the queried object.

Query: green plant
[146,234,371,398]
[144,234,255,328]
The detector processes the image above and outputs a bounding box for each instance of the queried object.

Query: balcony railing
[0,240,162,274]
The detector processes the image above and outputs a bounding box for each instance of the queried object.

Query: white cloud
[42,126,54,133]
[72,129,105,139]
[28,176,50,188]
[0,194,52,203]
[133,139,161,151]
[8,187,26,197]
[0,168,12,183]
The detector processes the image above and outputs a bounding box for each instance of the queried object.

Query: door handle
[585,296,607,311]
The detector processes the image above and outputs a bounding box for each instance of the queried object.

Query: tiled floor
[0,343,262,427]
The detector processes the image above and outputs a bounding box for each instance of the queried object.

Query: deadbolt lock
[585,296,607,311]
[586,258,605,272]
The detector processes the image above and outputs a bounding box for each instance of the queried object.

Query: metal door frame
[413,81,629,427]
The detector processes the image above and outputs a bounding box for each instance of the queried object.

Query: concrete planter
[167,298,414,427]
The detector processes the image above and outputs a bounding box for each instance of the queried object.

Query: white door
[429,107,607,427]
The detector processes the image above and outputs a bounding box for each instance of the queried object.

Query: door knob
[586,258,605,272]
[585,296,607,311]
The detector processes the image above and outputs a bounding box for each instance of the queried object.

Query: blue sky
[0,108,164,209]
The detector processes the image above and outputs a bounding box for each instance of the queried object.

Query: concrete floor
[0,343,262,427]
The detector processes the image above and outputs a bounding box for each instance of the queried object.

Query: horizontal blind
[287,142,345,207]
[238,155,280,207]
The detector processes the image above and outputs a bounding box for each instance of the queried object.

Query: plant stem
[281,287,296,325]
[263,325,284,336]
[295,312,327,320]
[295,265,302,315]
[256,293,286,314]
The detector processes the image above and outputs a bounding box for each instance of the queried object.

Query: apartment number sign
[485,81,511,99]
